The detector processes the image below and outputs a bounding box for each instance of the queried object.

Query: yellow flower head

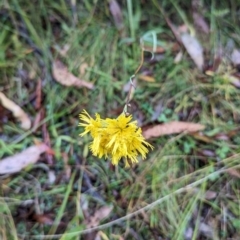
[79,110,103,137]
[79,110,153,167]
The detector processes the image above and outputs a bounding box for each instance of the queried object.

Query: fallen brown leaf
[62,152,71,181]
[204,190,217,199]
[225,168,240,178]
[181,32,204,71]
[231,49,240,66]
[174,51,183,63]
[109,0,123,30]
[200,149,215,157]
[52,60,94,89]
[0,144,49,174]
[32,108,43,132]
[0,92,31,130]
[190,132,212,143]
[192,12,210,34]
[33,214,54,225]
[227,74,240,88]
[35,79,42,110]
[199,222,214,238]
[143,121,205,139]
[85,206,113,228]
[192,0,210,34]
[48,170,56,185]
[214,133,229,141]
[138,75,155,82]
[79,62,89,76]
[191,188,217,199]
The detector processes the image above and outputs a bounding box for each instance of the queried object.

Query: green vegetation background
[1,0,240,239]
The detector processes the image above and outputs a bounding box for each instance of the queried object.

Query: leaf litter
[109,0,124,31]
[85,205,113,228]
[180,31,204,71]
[52,60,94,89]
[0,144,50,174]
[160,10,204,71]
[231,49,240,66]
[143,121,205,139]
[0,92,31,130]
[192,0,210,34]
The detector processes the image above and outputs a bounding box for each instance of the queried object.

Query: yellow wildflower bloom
[79,110,103,137]
[79,110,108,158]
[79,110,153,167]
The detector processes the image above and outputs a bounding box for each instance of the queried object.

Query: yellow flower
[79,110,153,167]
[79,110,103,137]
